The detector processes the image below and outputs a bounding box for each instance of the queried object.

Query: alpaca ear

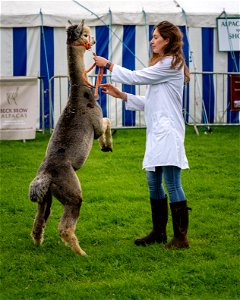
[66,20,72,29]
[80,19,85,29]
[76,19,85,34]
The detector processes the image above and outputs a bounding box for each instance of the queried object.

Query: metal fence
[47,71,239,132]
[184,71,239,127]
[49,74,146,131]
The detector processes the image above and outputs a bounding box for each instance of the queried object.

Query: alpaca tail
[29,173,51,202]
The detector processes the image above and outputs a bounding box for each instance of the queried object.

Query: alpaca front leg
[98,118,113,152]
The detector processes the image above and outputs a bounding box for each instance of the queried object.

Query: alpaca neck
[67,45,86,85]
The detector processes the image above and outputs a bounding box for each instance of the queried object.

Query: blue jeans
[146,166,186,203]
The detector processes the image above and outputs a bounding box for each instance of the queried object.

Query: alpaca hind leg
[31,190,52,245]
[58,203,86,256]
[99,117,112,152]
[52,166,86,256]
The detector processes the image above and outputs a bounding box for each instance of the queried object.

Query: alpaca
[29,20,112,256]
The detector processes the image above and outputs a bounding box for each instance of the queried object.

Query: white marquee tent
[1,0,239,133]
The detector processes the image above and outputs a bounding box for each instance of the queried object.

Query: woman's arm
[100,83,145,111]
[100,83,127,101]
[125,94,145,111]
[112,63,177,85]
[94,55,180,86]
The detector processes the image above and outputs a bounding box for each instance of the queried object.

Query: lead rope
[82,63,104,97]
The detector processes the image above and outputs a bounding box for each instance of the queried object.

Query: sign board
[217,17,240,51]
[230,74,240,112]
[0,77,39,140]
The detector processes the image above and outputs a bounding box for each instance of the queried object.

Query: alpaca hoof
[101,147,112,152]
[32,236,43,246]
[31,231,44,246]
[75,249,87,256]
[81,250,87,257]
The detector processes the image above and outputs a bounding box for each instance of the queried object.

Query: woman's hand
[93,55,108,67]
[100,83,127,101]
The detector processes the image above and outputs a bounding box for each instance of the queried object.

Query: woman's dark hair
[149,21,190,82]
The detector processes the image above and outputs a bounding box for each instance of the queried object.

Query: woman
[94,21,191,249]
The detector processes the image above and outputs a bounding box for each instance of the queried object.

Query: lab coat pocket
[152,111,171,136]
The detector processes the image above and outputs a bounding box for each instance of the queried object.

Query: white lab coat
[111,56,189,170]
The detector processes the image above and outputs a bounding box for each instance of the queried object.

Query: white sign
[217,17,240,51]
[0,77,39,140]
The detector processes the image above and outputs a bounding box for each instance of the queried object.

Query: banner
[217,17,240,51]
[0,77,38,140]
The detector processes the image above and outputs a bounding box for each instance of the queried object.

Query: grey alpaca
[29,20,112,256]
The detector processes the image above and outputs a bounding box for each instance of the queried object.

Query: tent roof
[1,0,239,28]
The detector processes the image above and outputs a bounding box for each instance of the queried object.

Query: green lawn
[0,126,239,300]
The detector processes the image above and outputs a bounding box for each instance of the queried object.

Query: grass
[0,126,240,300]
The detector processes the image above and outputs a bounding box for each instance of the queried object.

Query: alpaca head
[66,20,95,49]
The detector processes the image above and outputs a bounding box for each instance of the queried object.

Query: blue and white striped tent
[1,0,239,128]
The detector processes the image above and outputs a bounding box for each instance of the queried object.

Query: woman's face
[151,28,169,55]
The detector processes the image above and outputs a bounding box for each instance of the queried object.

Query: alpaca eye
[84,34,88,37]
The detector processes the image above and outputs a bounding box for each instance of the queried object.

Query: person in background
[94,21,191,249]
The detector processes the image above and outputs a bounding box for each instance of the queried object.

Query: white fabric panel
[108,25,123,128]
[135,25,148,127]
[53,28,68,123]
[110,26,123,66]
[85,26,96,76]
[188,27,203,124]
[0,29,13,76]
[135,26,148,70]
[27,27,41,128]
[213,28,228,123]
[54,28,68,76]
[27,28,40,77]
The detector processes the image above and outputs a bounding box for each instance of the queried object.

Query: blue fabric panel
[202,28,215,123]
[122,25,136,126]
[149,25,154,58]
[13,28,27,76]
[149,25,154,41]
[227,51,240,123]
[40,26,54,128]
[96,26,109,117]
[179,26,190,123]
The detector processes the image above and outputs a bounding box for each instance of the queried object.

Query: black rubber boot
[135,196,168,246]
[165,200,191,249]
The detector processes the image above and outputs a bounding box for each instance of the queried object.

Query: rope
[82,63,104,97]
[40,9,50,81]
[72,0,146,68]
[142,8,151,58]
[108,8,113,62]
[40,9,54,128]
